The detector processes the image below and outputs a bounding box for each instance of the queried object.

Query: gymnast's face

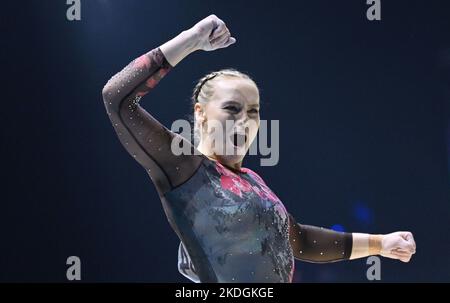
[195,77,260,168]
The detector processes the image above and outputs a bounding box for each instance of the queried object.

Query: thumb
[229,37,237,44]
[220,37,237,48]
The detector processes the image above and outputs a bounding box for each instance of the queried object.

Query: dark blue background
[1,0,449,282]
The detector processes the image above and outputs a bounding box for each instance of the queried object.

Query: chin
[216,153,245,167]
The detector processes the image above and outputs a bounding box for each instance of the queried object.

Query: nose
[234,116,248,130]
[236,111,250,124]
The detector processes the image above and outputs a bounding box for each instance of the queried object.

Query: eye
[248,108,259,114]
[224,105,240,113]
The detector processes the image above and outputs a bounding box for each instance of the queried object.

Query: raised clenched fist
[189,14,237,52]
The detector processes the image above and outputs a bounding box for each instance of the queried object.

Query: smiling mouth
[231,132,248,147]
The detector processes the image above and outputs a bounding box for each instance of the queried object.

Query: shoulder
[241,167,267,186]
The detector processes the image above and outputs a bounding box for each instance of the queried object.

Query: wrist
[349,233,369,260]
[159,30,199,67]
[369,234,383,255]
[182,28,201,52]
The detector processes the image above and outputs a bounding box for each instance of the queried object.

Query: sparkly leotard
[102,47,353,283]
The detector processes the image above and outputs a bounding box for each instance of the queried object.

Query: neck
[196,141,243,172]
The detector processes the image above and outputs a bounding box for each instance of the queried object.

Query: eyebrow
[222,100,259,108]
[222,100,241,107]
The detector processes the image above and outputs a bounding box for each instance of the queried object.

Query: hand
[380,231,416,262]
[188,14,237,52]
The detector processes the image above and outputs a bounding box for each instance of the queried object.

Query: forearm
[159,29,199,67]
[102,47,172,112]
[102,29,197,104]
[349,233,383,260]
[288,214,353,263]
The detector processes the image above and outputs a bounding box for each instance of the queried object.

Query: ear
[194,102,206,122]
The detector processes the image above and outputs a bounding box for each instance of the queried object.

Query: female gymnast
[101,15,416,283]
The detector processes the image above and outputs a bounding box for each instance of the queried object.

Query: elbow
[101,83,118,114]
[102,82,124,115]
[102,82,118,110]
[102,83,112,102]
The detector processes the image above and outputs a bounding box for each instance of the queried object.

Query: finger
[392,247,412,254]
[209,21,228,40]
[402,241,416,253]
[391,251,412,261]
[215,18,229,35]
[218,36,236,49]
[401,232,416,248]
[391,250,412,257]
[391,248,411,255]
[395,244,415,254]
[400,231,412,240]
[407,234,417,250]
[399,255,412,262]
[216,25,229,38]
[396,248,416,255]
[210,32,231,46]
[209,29,230,45]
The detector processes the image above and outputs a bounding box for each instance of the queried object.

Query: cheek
[206,107,231,124]
[217,113,236,133]
[205,114,231,139]
[248,124,259,143]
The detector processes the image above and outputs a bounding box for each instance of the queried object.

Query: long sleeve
[288,213,353,263]
[101,47,204,196]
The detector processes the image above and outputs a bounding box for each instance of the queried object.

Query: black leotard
[101,47,353,282]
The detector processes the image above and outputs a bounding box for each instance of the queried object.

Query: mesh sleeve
[102,47,203,195]
[288,213,353,263]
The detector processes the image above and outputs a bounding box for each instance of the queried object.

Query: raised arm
[101,15,235,195]
[288,213,416,263]
[101,44,199,195]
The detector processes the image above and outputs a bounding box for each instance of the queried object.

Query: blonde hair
[191,68,256,105]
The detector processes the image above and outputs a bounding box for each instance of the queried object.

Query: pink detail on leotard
[214,162,252,198]
[214,162,281,203]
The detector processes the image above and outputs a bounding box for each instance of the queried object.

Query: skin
[195,77,260,172]
[159,14,416,264]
